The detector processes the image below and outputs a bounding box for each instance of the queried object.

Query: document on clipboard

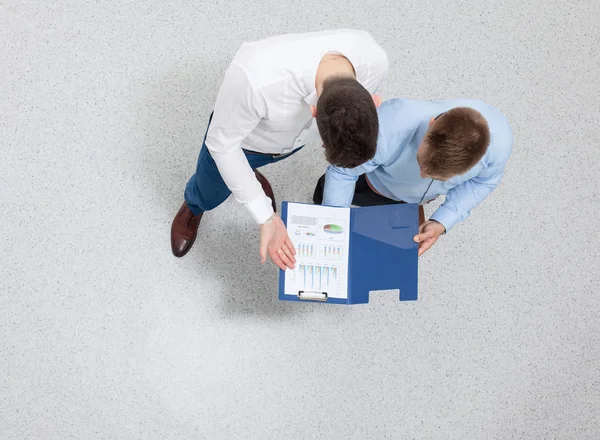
[278,202,419,305]
[283,203,350,300]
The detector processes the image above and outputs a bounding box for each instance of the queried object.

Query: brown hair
[421,107,490,178]
[316,76,378,168]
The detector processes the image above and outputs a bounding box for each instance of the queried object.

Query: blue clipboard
[278,201,419,304]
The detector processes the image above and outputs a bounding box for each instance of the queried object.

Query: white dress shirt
[205,29,388,224]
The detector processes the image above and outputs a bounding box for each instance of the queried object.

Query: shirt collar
[415,120,430,148]
[303,50,362,107]
[414,110,448,148]
[304,89,318,106]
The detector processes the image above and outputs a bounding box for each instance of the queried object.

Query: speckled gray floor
[2,1,600,439]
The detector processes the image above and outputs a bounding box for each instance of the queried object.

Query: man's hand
[259,214,296,270]
[413,220,446,257]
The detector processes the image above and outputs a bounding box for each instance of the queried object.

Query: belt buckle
[273,150,293,159]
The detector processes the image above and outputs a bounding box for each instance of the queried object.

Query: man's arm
[207,62,295,270]
[322,160,380,207]
[430,133,513,232]
[206,62,273,224]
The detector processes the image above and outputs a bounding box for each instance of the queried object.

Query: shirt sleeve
[204,62,273,224]
[430,128,513,232]
[322,160,380,207]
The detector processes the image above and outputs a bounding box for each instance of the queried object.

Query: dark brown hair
[421,107,490,178]
[316,76,378,168]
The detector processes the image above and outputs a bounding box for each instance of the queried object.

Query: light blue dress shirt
[322,98,513,232]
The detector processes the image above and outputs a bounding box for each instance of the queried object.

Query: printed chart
[318,219,347,242]
[284,204,350,299]
[323,224,343,234]
[319,245,343,260]
[295,243,316,258]
[297,264,339,292]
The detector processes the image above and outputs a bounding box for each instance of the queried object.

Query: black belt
[243,147,302,159]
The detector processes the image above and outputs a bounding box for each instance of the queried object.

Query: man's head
[314,76,381,168]
[417,107,490,180]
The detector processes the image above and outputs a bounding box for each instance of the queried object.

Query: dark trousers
[184,114,302,216]
[312,174,425,225]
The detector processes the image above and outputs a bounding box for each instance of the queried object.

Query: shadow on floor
[189,214,306,320]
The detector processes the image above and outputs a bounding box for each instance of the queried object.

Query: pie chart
[323,224,343,234]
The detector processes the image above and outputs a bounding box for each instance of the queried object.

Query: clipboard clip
[297,290,328,301]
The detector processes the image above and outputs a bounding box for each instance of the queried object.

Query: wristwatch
[260,213,277,226]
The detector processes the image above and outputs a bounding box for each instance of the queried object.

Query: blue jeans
[184,114,303,216]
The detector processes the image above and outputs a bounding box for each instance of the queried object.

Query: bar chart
[295,243,315,258]
[319,245,343,260]
[297,264,338,291]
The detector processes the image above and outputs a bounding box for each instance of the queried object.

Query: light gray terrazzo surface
[1,0,599,439]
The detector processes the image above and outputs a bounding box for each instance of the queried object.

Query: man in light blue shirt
[313,98,513,256]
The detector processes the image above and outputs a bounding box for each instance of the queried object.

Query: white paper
[284,203,350,299]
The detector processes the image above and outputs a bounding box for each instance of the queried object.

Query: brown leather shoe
[254,170,276,213]
[171,202,203,257]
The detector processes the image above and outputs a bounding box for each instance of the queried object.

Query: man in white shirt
[171,30,388,270]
